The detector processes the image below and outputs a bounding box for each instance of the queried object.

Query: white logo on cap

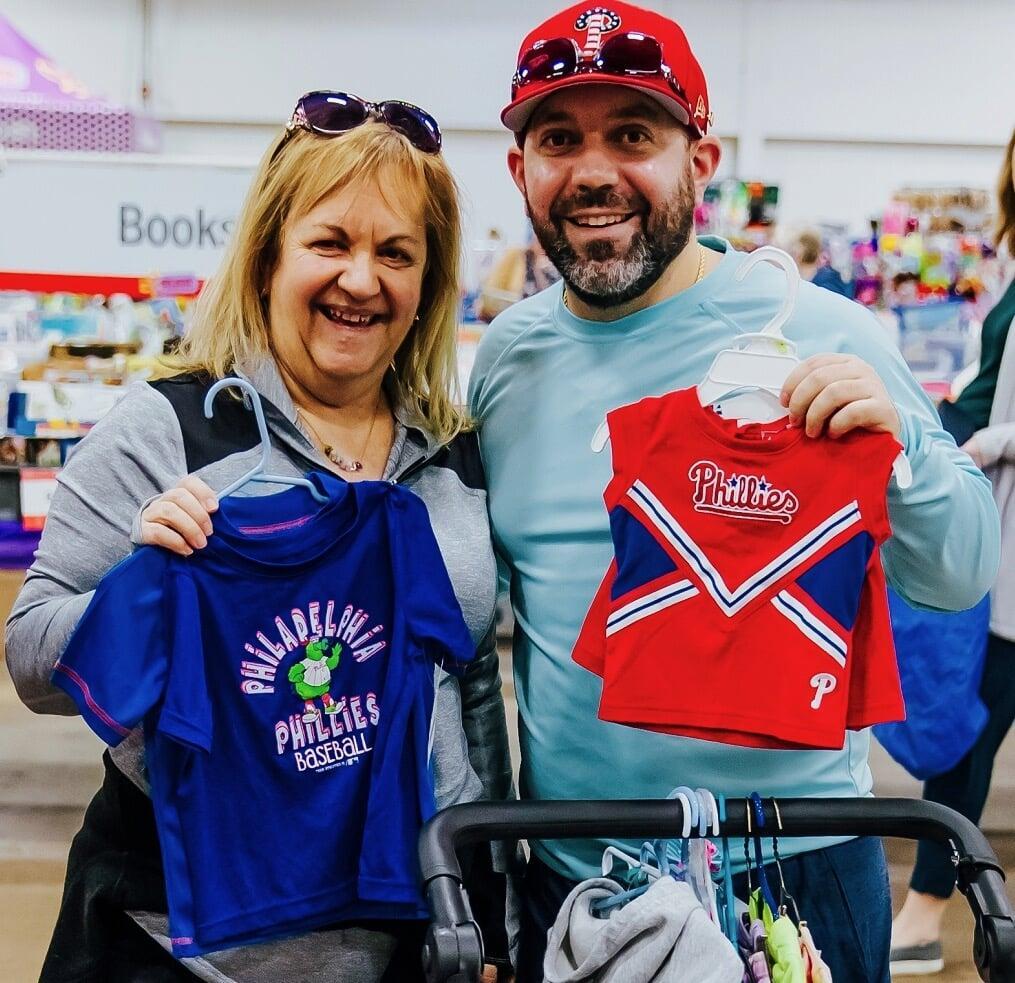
[809,673,837,710]
[694,95,707,120]
[575,7,622,59]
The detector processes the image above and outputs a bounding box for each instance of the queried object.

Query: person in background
[477,228,560,321]
[890,124,1015,978]
[469,3,999,980]
[5,91,512,983]
[786,227,852,297]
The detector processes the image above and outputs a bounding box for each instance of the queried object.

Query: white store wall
[3,0,1014,256]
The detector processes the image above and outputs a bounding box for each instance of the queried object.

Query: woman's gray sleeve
[4,384,187,713]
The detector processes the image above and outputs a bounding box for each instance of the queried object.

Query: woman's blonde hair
[175,121,468,441]
[997,126,1015,256]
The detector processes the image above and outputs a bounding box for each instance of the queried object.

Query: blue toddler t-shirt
[52,472,474,956]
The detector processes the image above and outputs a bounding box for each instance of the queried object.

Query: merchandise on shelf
[0,284,199,552]
[850,186,1003,309]
[696,179,780,249]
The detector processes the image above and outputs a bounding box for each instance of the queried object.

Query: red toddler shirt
[572,386,905,750]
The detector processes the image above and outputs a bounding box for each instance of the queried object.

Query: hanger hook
[204,377,271,475]
[769,798,802,923]
[696,788,720,837]
[667,789,694,839]
[733,246,800,339]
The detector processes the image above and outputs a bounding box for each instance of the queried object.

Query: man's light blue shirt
[469,237,999,881]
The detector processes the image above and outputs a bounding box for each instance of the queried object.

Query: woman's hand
[139,476,219,556]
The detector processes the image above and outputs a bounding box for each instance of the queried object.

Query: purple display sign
[0,13,93,101]
[0,14,161,152]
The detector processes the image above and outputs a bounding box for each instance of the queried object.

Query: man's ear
[689,135,722,204]
[507,143,526,198]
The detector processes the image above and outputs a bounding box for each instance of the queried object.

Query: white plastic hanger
[697,246,801,423]
[204,376,330,503]
[591,248,798,450]
[592,246,911,487]
[601,845,661,881]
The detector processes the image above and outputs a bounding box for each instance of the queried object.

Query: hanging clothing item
[572,385,904,750]
[52,473,475,957]
[744,911,770,982]
[543,875,743,983]
[748,951,772,983]
[799,922,833,982]
[763,912,806,983]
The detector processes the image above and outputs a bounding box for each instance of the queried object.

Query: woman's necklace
[298,396,383,474]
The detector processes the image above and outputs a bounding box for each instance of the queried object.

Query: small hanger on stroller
[769,799,802,923]
[716,794,738,944]
[590,847,658,916]
[591,788,696,916]
[695,788,721,837]
[748,792,779,914]
[601,845,661,881]
[204,377,329,503]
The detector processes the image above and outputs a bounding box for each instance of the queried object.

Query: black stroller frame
[419,797,1015,982]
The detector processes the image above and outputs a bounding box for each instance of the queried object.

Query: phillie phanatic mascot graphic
[288,636,342,722]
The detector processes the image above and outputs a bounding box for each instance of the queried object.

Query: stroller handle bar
[418,797,1015,983]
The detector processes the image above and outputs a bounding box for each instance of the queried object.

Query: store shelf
[0,270,202,301]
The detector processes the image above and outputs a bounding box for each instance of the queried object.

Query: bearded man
[468,3,999,981]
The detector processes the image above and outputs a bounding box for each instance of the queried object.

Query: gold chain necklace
[298,397,383,474]
[562,243,706,311]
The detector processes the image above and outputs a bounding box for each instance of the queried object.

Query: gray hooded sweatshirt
[544,876,743,983]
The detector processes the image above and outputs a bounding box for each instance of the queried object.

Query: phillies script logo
[688,460,799,524]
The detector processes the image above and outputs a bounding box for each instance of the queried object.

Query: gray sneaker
[890,940,944,975]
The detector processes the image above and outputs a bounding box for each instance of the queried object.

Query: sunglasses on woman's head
[279,90,442,155]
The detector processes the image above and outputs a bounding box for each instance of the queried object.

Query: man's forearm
[885,410,1000,611]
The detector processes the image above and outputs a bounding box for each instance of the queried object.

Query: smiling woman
[177,108,465,468]
[4,91,513,983]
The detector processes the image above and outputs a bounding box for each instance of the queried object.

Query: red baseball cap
[502,2,712,137]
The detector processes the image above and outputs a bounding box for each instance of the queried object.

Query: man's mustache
[550,189,647,220]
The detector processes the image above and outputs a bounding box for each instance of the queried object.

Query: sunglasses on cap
[511,31,687,103]
[279,90,442,155]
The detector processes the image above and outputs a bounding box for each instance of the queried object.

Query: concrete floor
[1,567,1012,982]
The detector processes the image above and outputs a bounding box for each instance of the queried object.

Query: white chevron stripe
[627,481,861,617]
[771,590,847,667]
[606,580,698,636]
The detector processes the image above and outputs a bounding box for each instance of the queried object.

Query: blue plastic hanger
[204,377,329,504]
[590,854,655,916]
[717,794,738,944]
[670,786,699,867]
[749,792,779,914]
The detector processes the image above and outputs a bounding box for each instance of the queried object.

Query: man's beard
[528,165,696,309]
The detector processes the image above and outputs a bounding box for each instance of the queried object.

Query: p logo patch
[809,672,837,710]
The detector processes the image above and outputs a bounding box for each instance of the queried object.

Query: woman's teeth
[319,305,377,327]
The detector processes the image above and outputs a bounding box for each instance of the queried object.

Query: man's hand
[780,354,901,441]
